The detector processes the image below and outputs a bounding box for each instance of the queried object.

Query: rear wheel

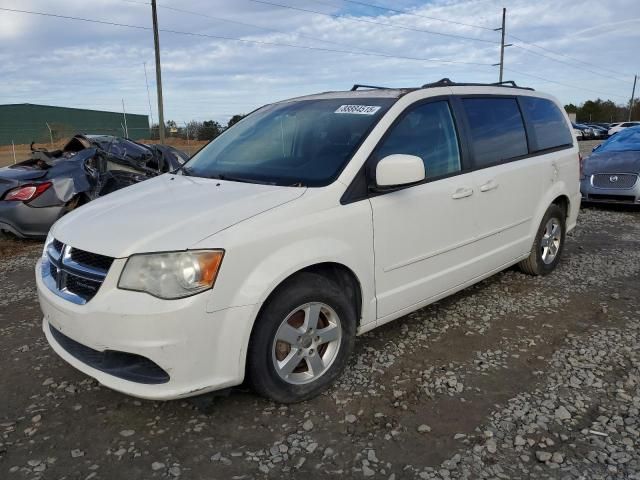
[518,204,566,276]
[247,272,356,403]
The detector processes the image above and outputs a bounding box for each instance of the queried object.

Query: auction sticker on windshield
[334,105,381,115]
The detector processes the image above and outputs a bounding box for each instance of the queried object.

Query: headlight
[118,250,224,299]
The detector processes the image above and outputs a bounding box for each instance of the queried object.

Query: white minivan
[37,79,581,403]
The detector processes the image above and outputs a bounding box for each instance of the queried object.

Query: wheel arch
[243,261,364,384]
[254,261,363,330]
[551,194,570,218]
[530,184,572,240]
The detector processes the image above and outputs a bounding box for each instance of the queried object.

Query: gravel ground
[2,150,640,479]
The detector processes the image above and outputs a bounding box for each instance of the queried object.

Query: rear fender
[530,181,572,240]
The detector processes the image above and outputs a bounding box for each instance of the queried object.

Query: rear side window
[462,97,528,168]
[520,97,573,151]
[374,101,461,178]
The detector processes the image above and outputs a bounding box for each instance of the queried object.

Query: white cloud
[1,0,638,123]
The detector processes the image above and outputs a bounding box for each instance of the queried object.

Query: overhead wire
[311,0,496,31]
[510,44,631,83]
[121,0,394,54]
[508,32,635,79]
[0,6,492,66]
[248,0,634,97]
[313,0,636,81]
[1,4,633,104]
[247,0,500,44]
[504,68,629,100]
[122,0,493,62]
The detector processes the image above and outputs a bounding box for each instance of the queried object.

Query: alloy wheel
[540,218,562,264]
[271,302,342,385]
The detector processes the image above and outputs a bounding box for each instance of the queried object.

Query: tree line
[150,114,245,141]
[148,97,639,141]
[564,98,639,123]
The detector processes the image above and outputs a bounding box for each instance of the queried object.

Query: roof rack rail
[421,78,456,88]
[421,78,534,91]
[350,84,390,91]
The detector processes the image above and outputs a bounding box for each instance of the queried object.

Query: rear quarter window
[520,97,573,151]
[461,97,528,168]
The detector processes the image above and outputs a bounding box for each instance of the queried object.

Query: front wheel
[247,272,356,403]
[518,204,566,276]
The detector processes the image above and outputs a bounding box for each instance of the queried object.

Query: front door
[369,99,480,320]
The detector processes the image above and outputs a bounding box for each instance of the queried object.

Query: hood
[0,165,48,198]
[52,174,306,257]
[583,150,640,175]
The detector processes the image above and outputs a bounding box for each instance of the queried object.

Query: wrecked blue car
[0,134,188,238]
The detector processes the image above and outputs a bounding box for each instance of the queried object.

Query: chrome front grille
[591,173,638,189]
[42,240,114,305]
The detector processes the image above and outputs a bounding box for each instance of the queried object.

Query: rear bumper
[0,201,63,238]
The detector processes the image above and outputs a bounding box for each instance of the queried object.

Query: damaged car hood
[583,150,640,175]
[51,174,306,258]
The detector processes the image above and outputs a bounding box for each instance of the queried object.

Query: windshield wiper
[172,163,192,176]
[210,174,274,185]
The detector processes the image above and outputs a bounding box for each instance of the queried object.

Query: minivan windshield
[183,98,395,186]
[598,126,640,152]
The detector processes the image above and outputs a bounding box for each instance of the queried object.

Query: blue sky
[1,0,638,125]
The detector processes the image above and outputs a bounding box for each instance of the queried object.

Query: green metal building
[0,103,149,145]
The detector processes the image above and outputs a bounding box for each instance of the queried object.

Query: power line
[121,0,388,54]
[312,0,636,83]
[510,44,630,84]
[122,1,497,69]
[311,0,496,31]
[2,5,631,107]
[0,6,491,66]
[504,68,629,100]
[247,0,500,44]
[508,32,634,79]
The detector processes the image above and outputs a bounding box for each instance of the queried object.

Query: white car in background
[37,79,581,403]
[609,121,640,136]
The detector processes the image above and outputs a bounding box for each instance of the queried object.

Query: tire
[518,204,566,276]
[247,272,356,403]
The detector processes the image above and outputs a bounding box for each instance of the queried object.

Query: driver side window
[375,101,462,178]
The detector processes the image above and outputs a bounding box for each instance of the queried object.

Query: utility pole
[143,62,155,129]
[45,122,53,147]
[629,74,637,121]
[493,8,512,83]
[121,99,129,138]
[184,121,190,152]
[151,0,165,144]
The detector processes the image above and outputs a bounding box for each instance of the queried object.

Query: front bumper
[36,258,257,400]
[0,201,63,238]
[580,176,640,205]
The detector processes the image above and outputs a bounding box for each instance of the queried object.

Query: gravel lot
[2,138,640,479]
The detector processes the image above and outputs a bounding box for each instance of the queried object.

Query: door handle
[451,186,474,199]
[480,179,499,192]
